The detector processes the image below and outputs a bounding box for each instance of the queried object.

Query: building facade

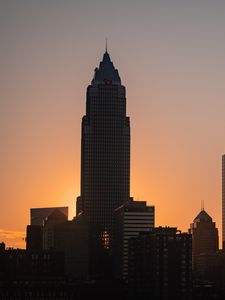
[43,209,67,250]
[27,207,68,251]
[76,50,131,248]
[26,225,43,251]
[128,227,192,300]
[113,200,154,280]
[30,207,68,226]
[54,215,89,278]
[189,209,218,269]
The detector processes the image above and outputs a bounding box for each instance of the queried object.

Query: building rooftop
[91,50,121,86]
[194,210,212,222]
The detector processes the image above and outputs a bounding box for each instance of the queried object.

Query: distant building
[189,209,218,269]
[43,209,68,250]
[128,227,192,300]
[26,207,68,251]
[222,155,225,249]
[54,214,89,279]
[113,200,154,280]
[30,207,68,226]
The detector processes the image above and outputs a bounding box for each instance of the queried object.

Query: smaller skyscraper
[128,227,192,300]
[189,208,218,269]
[113,200,154,280]
[43,209,68,250]
[26,207,68,251]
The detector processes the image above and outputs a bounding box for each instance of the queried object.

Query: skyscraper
[76,49,131,248]
[222,154,225,249]
[189,208,218,269]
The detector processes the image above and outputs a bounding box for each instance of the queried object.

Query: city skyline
[1,0,225,248]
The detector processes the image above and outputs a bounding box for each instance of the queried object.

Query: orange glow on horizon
[1,0,225,249]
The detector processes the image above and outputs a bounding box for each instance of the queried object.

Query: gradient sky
[1,0,225,248]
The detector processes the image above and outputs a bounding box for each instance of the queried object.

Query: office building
[30,207,68,226]
[26,207,68,250]
[43,208,67,250]
[113,200,154,279]
[128,227,192,300]
[54,214,89,278]
[189,208,218,269]
[76,49,131,249]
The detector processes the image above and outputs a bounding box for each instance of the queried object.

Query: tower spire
[201,200,204,211]
[105,38,108,53]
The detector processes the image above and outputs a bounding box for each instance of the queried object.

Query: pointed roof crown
[91,51,121,86]
[194,210,212,223]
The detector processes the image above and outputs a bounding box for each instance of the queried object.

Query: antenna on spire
[105,38,108,53]
[201,200,204,211]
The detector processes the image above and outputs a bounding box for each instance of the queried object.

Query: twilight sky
[1,0,225,248]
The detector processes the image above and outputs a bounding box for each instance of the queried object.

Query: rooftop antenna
[105,37,108,53]
[201,200,204,211]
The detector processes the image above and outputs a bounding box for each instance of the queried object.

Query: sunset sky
[1,0,225,248]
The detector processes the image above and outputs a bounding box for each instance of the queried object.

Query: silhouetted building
[54,214,89,279]
[26,225,43,250]
[27,207,68,251]
[76,49,131,251]
[30,207,68,226]
[189,209,218,269]
[128,227,192,300]
[113,200,154,280]
[43,208,67,250]
[0,247,78,299]
[0,248,64,278]
[222,154,225,249]
[194,251,225,298]
[0,242,5,252]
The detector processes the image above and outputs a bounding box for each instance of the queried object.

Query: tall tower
[222,155,225,249]
[77,50,131,249]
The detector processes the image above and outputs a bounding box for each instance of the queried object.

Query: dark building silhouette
[43,208,68,250]
[194,251,225,295]
[0,242,5,251]
[128,227,192,300]
[0,247,79,298]
[0,248,64,278]
[26,225,43,251]
[54,214,89,279]
[27,207,68,251]
[113,199,154,280]
[189,209,218,269]
[76,49,131,249]
[30,207,68,226]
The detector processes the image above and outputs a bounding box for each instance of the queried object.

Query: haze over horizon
[1,0,225,248]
